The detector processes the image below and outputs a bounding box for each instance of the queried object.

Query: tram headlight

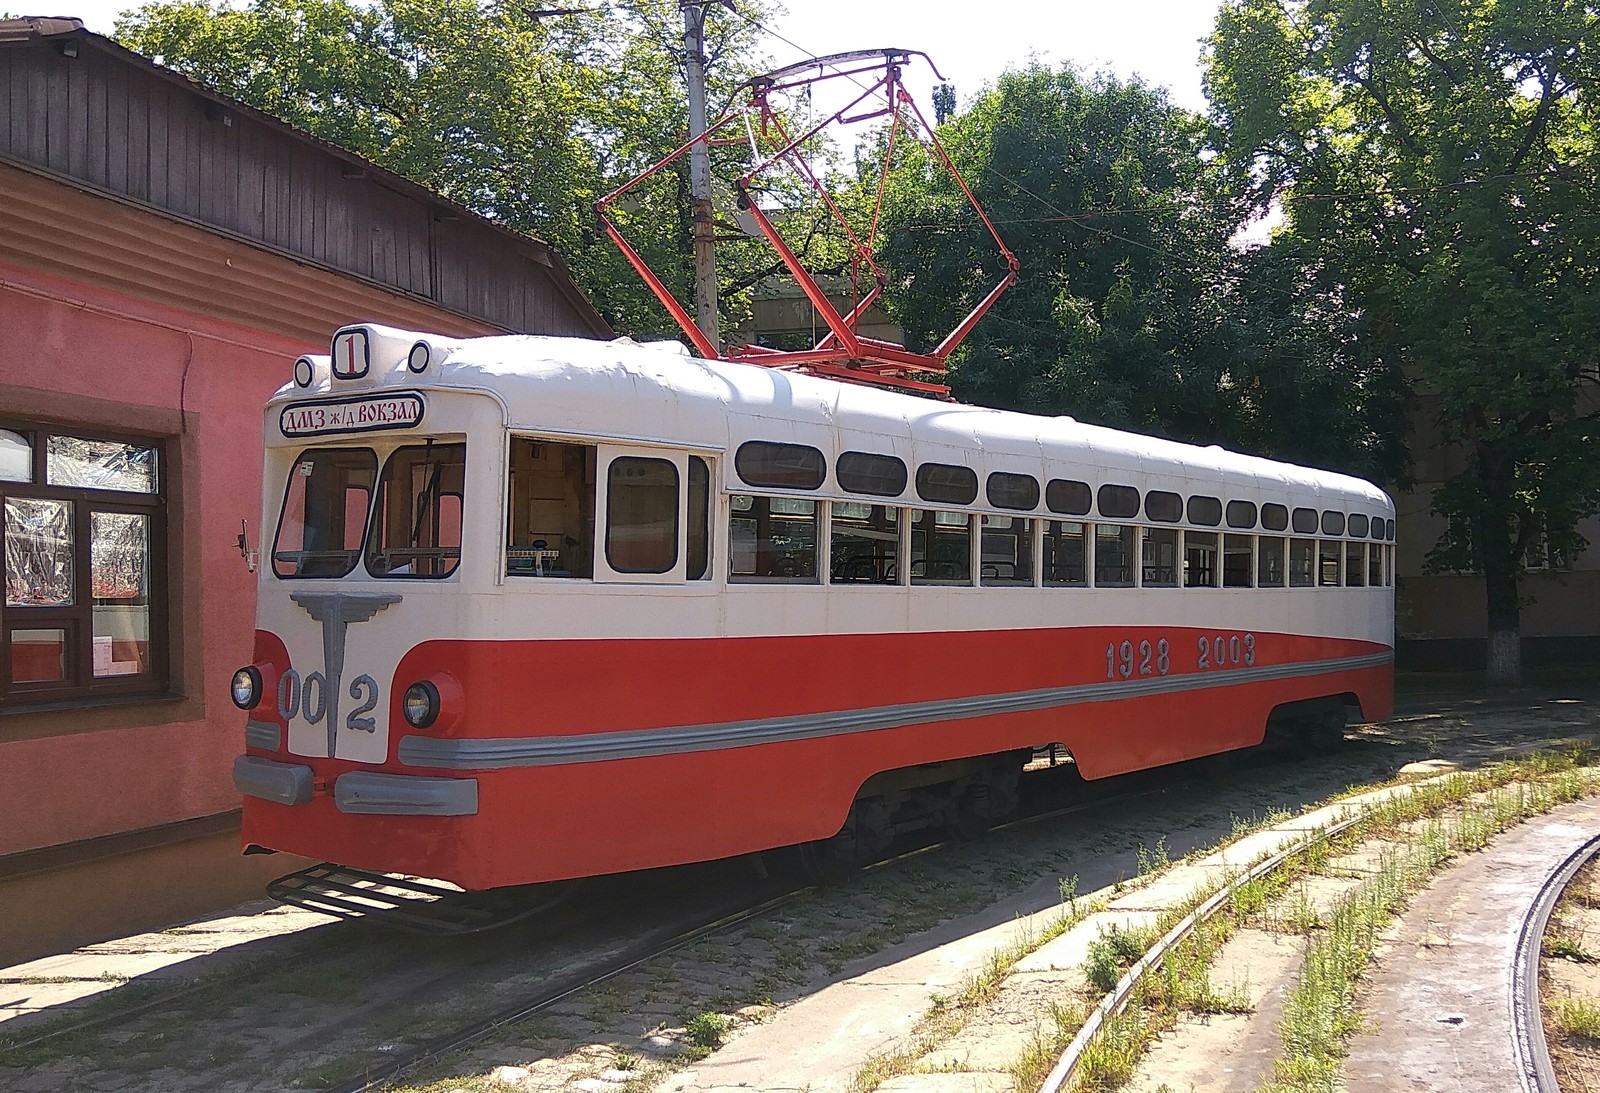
[231,666,263,710]
[403,681,441,729]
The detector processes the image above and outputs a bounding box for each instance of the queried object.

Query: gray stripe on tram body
[397,650,1394,771]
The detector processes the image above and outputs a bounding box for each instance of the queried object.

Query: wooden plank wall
[0,38,604,339]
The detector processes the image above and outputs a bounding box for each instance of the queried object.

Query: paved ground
[1343,796,1600,1092]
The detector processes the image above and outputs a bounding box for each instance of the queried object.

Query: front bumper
[233,756,478,816]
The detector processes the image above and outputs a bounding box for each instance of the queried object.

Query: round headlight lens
[403,681,440,729]
[231,666,262,710]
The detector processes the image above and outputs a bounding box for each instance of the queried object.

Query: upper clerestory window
[1145,491,1182,523]
[735,441,825,490]
[916,463,978,506]
[1097,484,1140,519]
[1046,479,1092,516]
[1187,495,1223,526]
[837,451,907,497]
[986,471,1040,511]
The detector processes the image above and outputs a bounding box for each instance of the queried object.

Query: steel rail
[326,784,1163,1093]
[1512,829,1600,1093]
[1037,810,1365,1093]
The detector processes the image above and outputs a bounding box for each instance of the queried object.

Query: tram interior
[507,439,596,578]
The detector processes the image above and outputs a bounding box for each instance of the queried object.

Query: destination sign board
[280,394,425,438]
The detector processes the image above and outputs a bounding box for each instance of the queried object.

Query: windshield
[272,449,377,579]
[365,443,465,578]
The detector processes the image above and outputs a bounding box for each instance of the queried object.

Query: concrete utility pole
[681,0,720,352]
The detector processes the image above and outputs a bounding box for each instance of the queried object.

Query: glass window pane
[1145,491,1182,523]
[735,442,825,490]
[1262,503,1289,532]
[1224,534,1253,587]
[981,515,1033,585]
[1259,536,1286,587]
[1094,524,1134,586]
[1292,507,1318,534]
[367,444,465,578]
[831,503,900,583]
[1348,513,1370,538]
[91,511,151,676]
[1187,495,1223,526]
[47,435,158,493]
[687,457,710,581]
[911,509,970,584]
[507,439,595,579]
[1185,531,1219,587]
[605,457,679,574]
[1142,527,1178,586]
[1322,510,1346,537]
[1044,521,1086,586]
[730,494,817,582]
[1289,539,1315,586]
[1345,540,1365,586]
[1370,542,1384,586]
[1097,484,1140,519]
[1319,540,1342,585]
[9,627,69,683]
[5,497,75,606]
[0,429,31,482]
[273,450,376,578]
[915,463,978,506]
[837,452,907,497]
[986,472,1040,511]
[1226,500,1258,529]
[1046,479,1091,515]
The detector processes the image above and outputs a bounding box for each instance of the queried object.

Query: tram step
[266,862,563,934]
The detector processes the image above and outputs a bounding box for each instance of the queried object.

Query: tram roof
[283,326,1391,512]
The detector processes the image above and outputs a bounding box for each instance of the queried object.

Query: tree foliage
[874,63,1401,479]
[1208,0,1600,680]
[114,0,777,337]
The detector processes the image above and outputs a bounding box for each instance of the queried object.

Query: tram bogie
[233,323,1396,893]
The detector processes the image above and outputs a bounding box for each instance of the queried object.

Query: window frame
[2,421,169,706]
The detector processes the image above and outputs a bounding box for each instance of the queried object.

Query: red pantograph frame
[597,48,1018,398]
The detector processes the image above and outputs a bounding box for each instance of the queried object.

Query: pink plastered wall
[0,260,315,855]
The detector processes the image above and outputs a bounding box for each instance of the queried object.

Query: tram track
[1515,829,1600,1093]
[0,725,1493,1093]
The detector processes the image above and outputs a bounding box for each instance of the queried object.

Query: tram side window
[730,495,817,582]
[911,510,972,584]
[1318,540,1342,586]
[1258,536,1287,587]
[506,439,595,578]
[1289,539,1316,587]
[1369,542,1384,587]
[1142,527,1178,587]
[831,502,900,583]
[273,448,376,578]
[1223,534,1254,587]
[606,457,679,574]
[1094,524,1134,587]
[1345,540,1365,586]
[1185,531,1219,587]
[981,516,1034,585]
[687,456,710,581]
[368,443,466,578]
[1044,520,1087,586]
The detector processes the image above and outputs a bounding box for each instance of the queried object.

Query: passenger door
[593,446,687,584]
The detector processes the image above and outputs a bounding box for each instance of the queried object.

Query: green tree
[114,0,777,337]
[874,63,1398,477]
[1208,0,1600,683]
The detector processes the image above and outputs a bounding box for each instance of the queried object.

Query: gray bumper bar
[334,772,478,816]
[234,755,313,806]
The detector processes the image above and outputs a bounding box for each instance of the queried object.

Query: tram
[232,322,1395,892]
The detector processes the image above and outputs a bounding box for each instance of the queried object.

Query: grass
[1260,766,1594,1092]
[1551,995,1600,1043]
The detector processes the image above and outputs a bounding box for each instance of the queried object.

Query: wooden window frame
[1,421,168,707]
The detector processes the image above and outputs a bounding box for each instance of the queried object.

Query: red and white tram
[232,323,1395,891]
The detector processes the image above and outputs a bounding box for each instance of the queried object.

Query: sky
[54,0,1223,115]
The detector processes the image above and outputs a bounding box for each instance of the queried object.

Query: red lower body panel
[242,625,1392,889]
